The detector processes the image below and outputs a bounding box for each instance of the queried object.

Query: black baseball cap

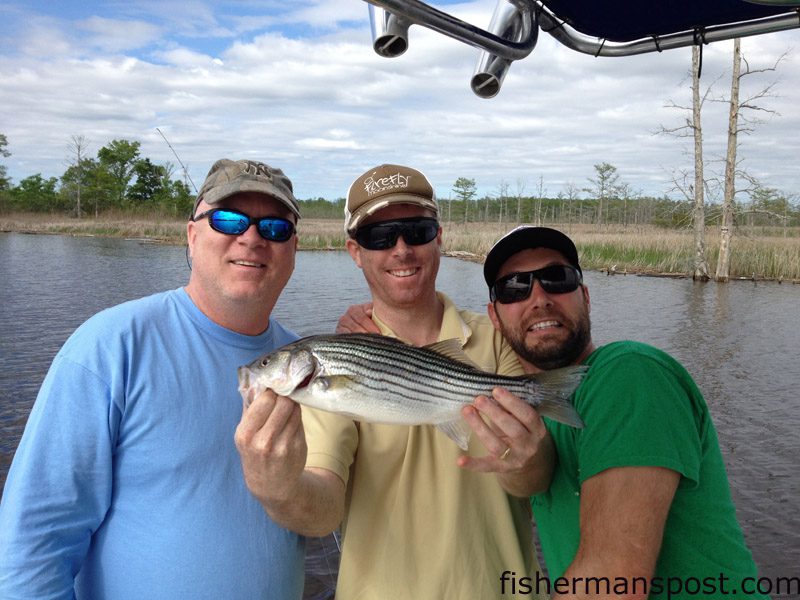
[483,226,582,287]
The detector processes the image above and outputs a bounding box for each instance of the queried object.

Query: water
[1,232,798,590]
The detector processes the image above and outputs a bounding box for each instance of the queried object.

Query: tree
[496,180,510,223]
[9,174,62,211]
[0,133,10,212]
[688,46,710,280]
[97,139,141,207]
[128,158,167,204]
[562,182,581,224]
[452,177,477,224]
[0,133,10,192]
[514,178,526,224]
[658,46,720,280]
[64,135,90,218]
[715,40,784,282]
[534,175,547,225]
[584,163,620,226]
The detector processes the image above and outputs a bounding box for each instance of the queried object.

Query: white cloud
[1,1,798,201]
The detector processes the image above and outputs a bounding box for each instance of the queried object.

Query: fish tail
[525,365,588,428]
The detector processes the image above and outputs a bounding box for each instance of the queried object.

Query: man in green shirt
[473,225,769,600]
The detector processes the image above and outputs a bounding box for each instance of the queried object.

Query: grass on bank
[1,212,798,282]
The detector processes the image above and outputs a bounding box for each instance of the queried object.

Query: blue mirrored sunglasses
[191,208,295,243]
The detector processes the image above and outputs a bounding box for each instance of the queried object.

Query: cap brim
[484,227,581,286]
[200,181,301,219]
[346,195,438,232]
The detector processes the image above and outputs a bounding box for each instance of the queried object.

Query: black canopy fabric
[540,0,795,42]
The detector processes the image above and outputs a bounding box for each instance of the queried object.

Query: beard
[496,304,592,371]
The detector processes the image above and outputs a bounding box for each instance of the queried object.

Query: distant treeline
[1,136,798,231]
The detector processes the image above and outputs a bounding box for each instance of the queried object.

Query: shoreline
[2,217,799,284]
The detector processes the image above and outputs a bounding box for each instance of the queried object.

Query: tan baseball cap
[344,164,438,234]
[193,159,301,219]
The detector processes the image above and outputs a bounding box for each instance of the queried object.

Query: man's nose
[237,222,267,245]
[391,235,412,255]
[526,279,554,308]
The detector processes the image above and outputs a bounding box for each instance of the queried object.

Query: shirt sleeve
[302,406,358,486]
[575,350,703,486]
[0,354,118,598]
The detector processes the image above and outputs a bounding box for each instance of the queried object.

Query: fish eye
[260,358,269,367]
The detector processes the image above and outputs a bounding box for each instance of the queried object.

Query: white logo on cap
[240,160,272,181]
[363,172,410,197]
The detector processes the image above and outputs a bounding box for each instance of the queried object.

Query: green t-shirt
[532,341,769,599]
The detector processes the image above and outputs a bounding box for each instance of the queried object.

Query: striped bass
[238,333,587,450]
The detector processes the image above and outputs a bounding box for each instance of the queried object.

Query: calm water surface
[1,232,798,590]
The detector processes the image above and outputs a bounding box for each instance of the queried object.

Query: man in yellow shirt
[236,164,552,599]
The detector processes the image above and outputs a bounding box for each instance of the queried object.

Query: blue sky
[1,1,798,201]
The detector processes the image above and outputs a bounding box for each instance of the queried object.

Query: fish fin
[313,375,356,392]
[436,418,472,451]
[424,339,482,370]
[525,365,589,429]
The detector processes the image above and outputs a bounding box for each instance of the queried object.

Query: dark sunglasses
[191,208,295,243]
[354,217,439,251]
[490,265,582,304]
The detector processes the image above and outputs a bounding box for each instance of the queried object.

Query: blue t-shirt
[0,288,304,599]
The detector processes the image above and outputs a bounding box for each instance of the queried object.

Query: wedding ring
[499,446,511,461]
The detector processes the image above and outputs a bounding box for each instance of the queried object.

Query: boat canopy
[363,0,800,96]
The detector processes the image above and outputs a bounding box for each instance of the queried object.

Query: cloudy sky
[1,1,797,201]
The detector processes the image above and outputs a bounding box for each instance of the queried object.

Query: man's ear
[186,220,196,258]
[345,238,363,268]
[582,284,591,314]
[487,302,501,331]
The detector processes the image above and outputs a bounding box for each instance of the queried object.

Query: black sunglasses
[354,217,439,251]
[490,265,582,304]
[191,208,295,243]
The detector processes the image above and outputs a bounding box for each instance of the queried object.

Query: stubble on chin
[497,312,591,371]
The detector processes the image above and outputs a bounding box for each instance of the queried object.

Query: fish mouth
[296,372,314,389]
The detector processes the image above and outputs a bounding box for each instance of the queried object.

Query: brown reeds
[1,213,797,281]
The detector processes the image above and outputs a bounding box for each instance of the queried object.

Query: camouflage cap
[344,164,438,234]
[194,159,300,219]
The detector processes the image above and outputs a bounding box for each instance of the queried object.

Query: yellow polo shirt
[303,292,546,599]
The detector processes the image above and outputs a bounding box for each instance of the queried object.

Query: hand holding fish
[457,387,555,497]
[234,389,347,537]
[336,302,380,334]
[235,389,308,505]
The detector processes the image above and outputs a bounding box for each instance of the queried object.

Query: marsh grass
[2,213,798,281]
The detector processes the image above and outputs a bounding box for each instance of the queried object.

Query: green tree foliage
[61,157,96,217]
[452,177,477,223]
[0,134,11,212]
[4,135,192,216]
[452,177,477,202]
[9,174,65,212]
[98,139,141,205]
[3,133,798,232]
[585,163,621,226]
[61,157,117,217]
[128,158,166,204]
[298,197,345,218]
[0,133,10,191]
[156,177,194,218]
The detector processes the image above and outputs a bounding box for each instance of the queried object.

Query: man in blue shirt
[0,159,306,599]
